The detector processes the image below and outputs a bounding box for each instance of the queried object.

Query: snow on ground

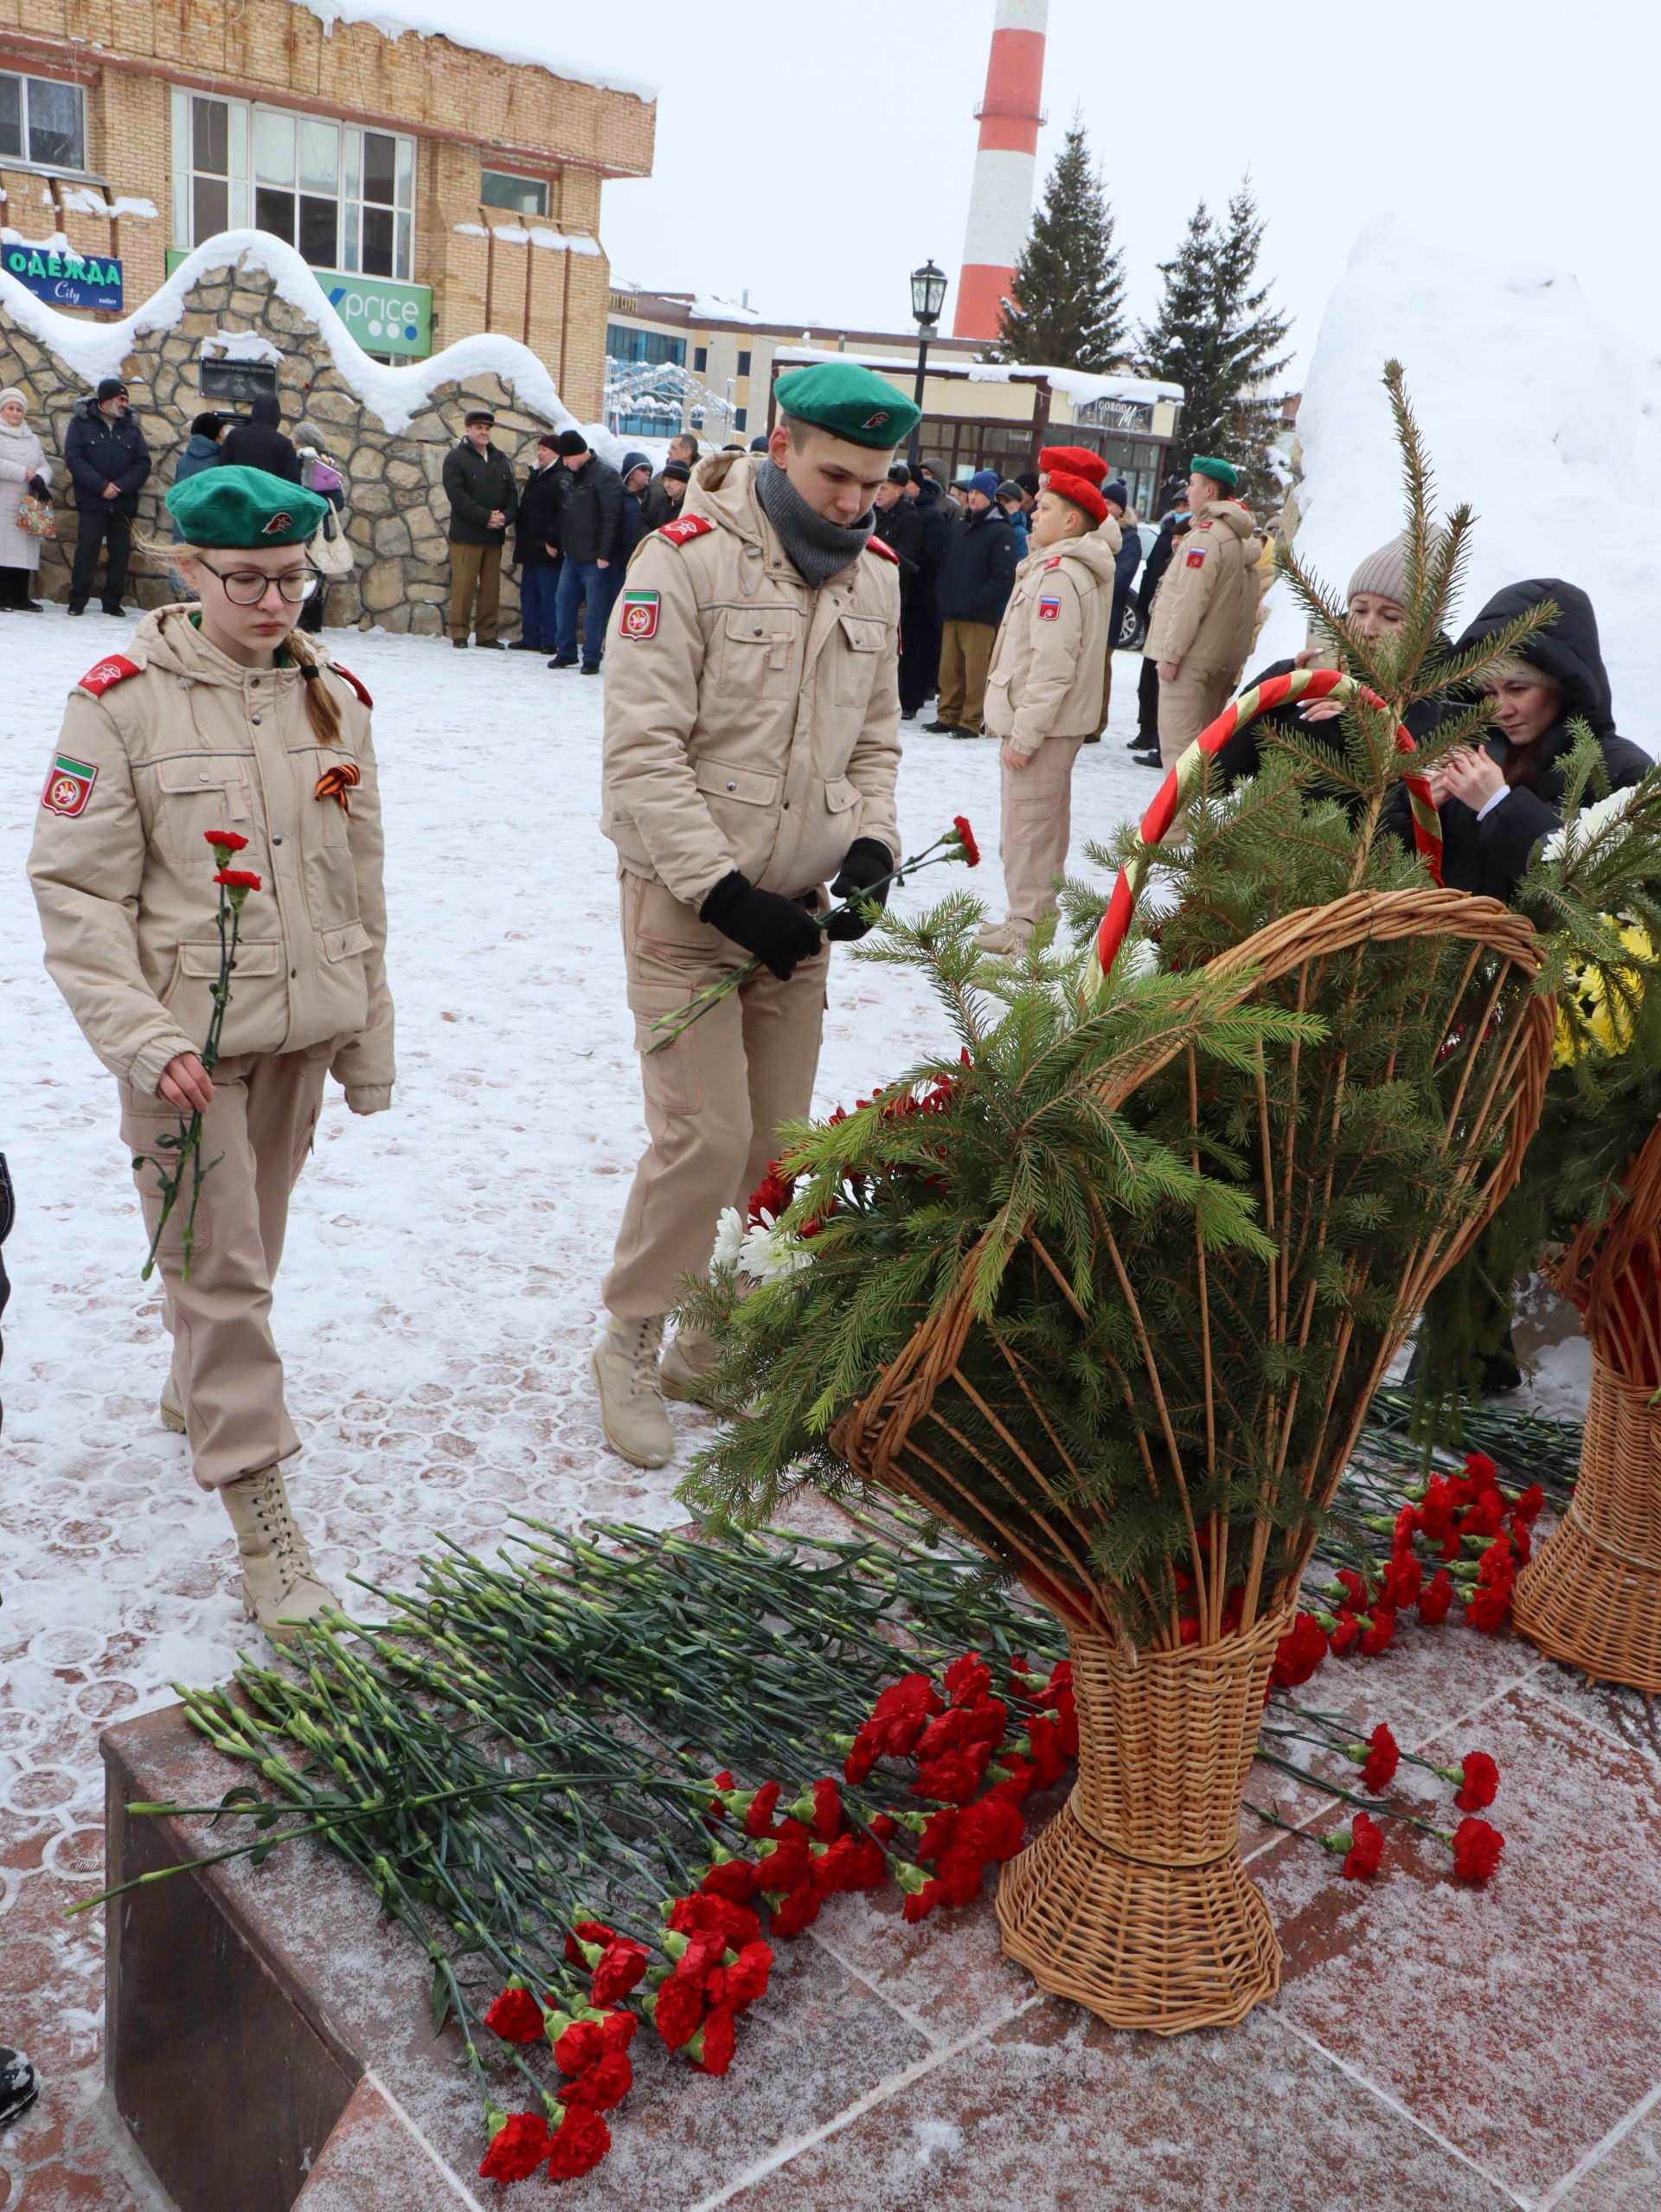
[0,614,1156,1741]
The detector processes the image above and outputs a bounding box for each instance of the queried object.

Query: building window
[692,345,708,373]
[481,170,548,215]
[0,70,86,170]
[735,350,751,378]
[606,324,686,369]
[172,88,414,277]
[734,407,747,433]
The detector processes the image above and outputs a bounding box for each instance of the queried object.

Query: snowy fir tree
[990,124,1127,373]
[1138,183,1292,511]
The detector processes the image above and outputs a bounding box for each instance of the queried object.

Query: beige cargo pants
[602,872,827,1323]
[119,1042,335,1491]
[999,734,1086,925]
[1157,663,1237,773]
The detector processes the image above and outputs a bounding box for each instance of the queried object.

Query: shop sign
[166,254,432,357]
[2,245,123,311]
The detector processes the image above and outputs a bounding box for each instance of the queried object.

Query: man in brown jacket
[977,457,1120,955]
[1146,455,1259,773]
[594,362,918,1468]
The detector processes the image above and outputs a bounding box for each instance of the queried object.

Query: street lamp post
[907,259,947,466]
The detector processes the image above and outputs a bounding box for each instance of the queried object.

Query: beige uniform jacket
[29,606,394,1106]
[600,451,902,908]
[1144,498,1260,675]
[983,525,1120,755]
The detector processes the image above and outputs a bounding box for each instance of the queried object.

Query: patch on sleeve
[1186,549,1207,568]
[77,654,141,696]
[864,534,900,563]
[1199,518,1214,529]
[1043,555,1063,569]
[1037,595,1061,621]
[657,515,713,545]
[330,662,374,708]
[42,753,98,817]
[619,588,660,639]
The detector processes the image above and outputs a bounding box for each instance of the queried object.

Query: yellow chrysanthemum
[1552,920,1653,1068]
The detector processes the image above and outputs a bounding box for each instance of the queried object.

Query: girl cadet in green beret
[29,464,395,1642]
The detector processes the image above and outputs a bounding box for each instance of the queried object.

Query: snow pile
[297,2,656,101]
[201,327,284,365]
[1262,221,1661,741]
[0,230,619,448]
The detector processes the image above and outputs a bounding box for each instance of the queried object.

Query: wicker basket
[997,1606,1290,2032]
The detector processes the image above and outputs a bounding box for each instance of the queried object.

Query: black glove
[825,837,895,942]
[25,476,47,501]
[701,870,826,980]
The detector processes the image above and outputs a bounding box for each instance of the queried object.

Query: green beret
[165,464,330,548]
[773,362,920,450]
[1190,454,1239,491]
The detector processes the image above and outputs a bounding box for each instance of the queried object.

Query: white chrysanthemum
[1542,785,1639,863]
[738,1222,813,1282]
[709,1205,746,1275]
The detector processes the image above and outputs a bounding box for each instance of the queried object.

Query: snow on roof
[298,3,656,102]
[1259,219,1661,750]
[0,230,612,446]
[689,294,763,324]
[771,345,1183,406]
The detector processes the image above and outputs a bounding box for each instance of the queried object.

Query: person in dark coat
[619,450,653,560]
[549,431,625,673]
[63,377,151,614]
[870,463,931,714]
[170,413,233,549]
[639,433,700,533]
[441,406,518,646]
[1102,479,1143,650]
[511,431,563,651]
[219,392,302,483]
[927,471,1019,736]
[1131,510,1188,758]
[1401,579,1651,900]
[901,465,950,714]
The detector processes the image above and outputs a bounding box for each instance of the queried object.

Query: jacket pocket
[717,606,798,696]
[836,613,888,706]
[694,756,780,809]
[152,753,253,865]
[824,777,858,816]
[321,920,374,963]
[179,939,283,978]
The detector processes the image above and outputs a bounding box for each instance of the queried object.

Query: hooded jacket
[219,394,302,483]
[600,449,901,908]
[1407,579,1651,898]
[63,397,151,514]
[936,502,1019,627]
[619,451,652,559]
[1144,498,1258,675]
[1216,638,1462,791]
[29,607,394,1105]
[984,525,1121,753]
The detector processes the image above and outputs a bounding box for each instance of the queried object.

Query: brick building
[0,0,654,414]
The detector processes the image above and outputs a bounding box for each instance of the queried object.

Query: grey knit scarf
[754,458,874,588]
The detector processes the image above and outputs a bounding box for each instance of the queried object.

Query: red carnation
[701,1857,758,1903]
[1357,1607,1396,1657]
[1464,1451,1498,1486]
[562,2049,632,2113]
[589,1938,648,2006]
[1327,1612,1361,1656]
[483,1986,545,2044]
[565,1919,614,1965]
[901,1876,947,1924]
[913,1746,990,1805]
[650,1974,705,2051]
[214,867,261,891]
[1512,1483,1545,1525]
[1342,1812,1383,1881]
[756,1829,812,1895]
[1456,1752,1500,1812]
[951,814,980,866]
[935,1843,985,1907]
[1461,1490,1506,1540]
[843,1734,876,1785]
[478,2111,551,2184]
[670,1892,763,1949]
[957,1794,1026,1863]
[945,1652,992,1707]
[1417,1570,1454,1625]
[709,1939,773,2011]
[545,2105,610,2183]
[1462,1583,1512,1635]
[203,828,249,852]
[1419,1476,1456,1540]
[1271,1611,1330,1689]
[553,2019,605,2074]
[1382,1552,1423,1611]
[863,1673,943,1756]
[600,2008,636,2051]
[673,1930,728,1988]
[915,1806,958,1863]
[743,1780,782,1837]
[869,1812,899,1843]
[811,1778,843,1840]
[1026,1711,1070,1790]
[832,1836,887,1890]
[687,2006,738,2077]
[767,1882,821,1937]
[1451,1816,1504,1883]
[1360,1724,1401,1795]
[1335,1568,1369,1611]
[988,1754,1037,1805]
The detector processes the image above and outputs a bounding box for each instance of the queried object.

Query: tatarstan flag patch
[619,589,660,638]
[42,753,98,817]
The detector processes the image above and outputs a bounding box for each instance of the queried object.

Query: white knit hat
[0,388,27,411]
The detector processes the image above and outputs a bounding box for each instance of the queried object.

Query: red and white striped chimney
[953,0,1049,341]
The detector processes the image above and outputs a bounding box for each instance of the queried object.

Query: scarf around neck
[754,458,874,589]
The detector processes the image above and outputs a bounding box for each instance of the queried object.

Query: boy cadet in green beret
[1145,454,1260,781]
[593,362,920,1468]
[29,465,395,1642]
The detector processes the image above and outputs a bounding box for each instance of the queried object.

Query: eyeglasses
[195,559,318,606]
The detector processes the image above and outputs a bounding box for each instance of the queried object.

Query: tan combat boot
[660,1327,718,1407]
[592,1315,672,1469]
[159,1354,185,1433]
[218,1464,339,1643]
[974,920,1034,958]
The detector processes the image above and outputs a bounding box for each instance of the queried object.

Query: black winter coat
[1109,526,1143,644]
[219,394,302,483]
[555,453,625,564]
[872,495,923,579]
[911,482,951,596]
[514,462,564,567]
[935,504,1018,626]
[1135,516,1180,626]
[63,399,151,514]
[442,440,518,546]
[1392,580,1651,899]
[1215,641,1459,791]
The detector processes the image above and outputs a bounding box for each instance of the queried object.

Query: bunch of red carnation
[477,1980,637,2186]
[1396,1452,1541,1637]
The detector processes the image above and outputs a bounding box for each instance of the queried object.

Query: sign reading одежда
[164,253,432,357]
[3,244,123,311]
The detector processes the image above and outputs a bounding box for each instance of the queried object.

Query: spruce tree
[1138,183,1292,511]
[991,125,1127,373]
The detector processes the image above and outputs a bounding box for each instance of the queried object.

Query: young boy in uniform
[976,449,1119,956]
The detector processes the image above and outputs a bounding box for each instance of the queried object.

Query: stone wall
[0,252,566,634]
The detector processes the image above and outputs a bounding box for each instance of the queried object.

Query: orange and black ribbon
[314,759,361,817]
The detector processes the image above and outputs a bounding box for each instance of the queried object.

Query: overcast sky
[469,0,1655,380]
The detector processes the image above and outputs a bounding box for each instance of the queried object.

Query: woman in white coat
[0,388,51,611]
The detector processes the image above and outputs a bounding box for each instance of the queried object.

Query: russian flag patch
[1037,595,1061,621]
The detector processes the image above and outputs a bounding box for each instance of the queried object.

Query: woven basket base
[1514,1516,1661,1695]
[995,1798,1282,2035]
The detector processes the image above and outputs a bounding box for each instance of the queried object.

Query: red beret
[1047,471,1109,526]
[1038,445,1108,486]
